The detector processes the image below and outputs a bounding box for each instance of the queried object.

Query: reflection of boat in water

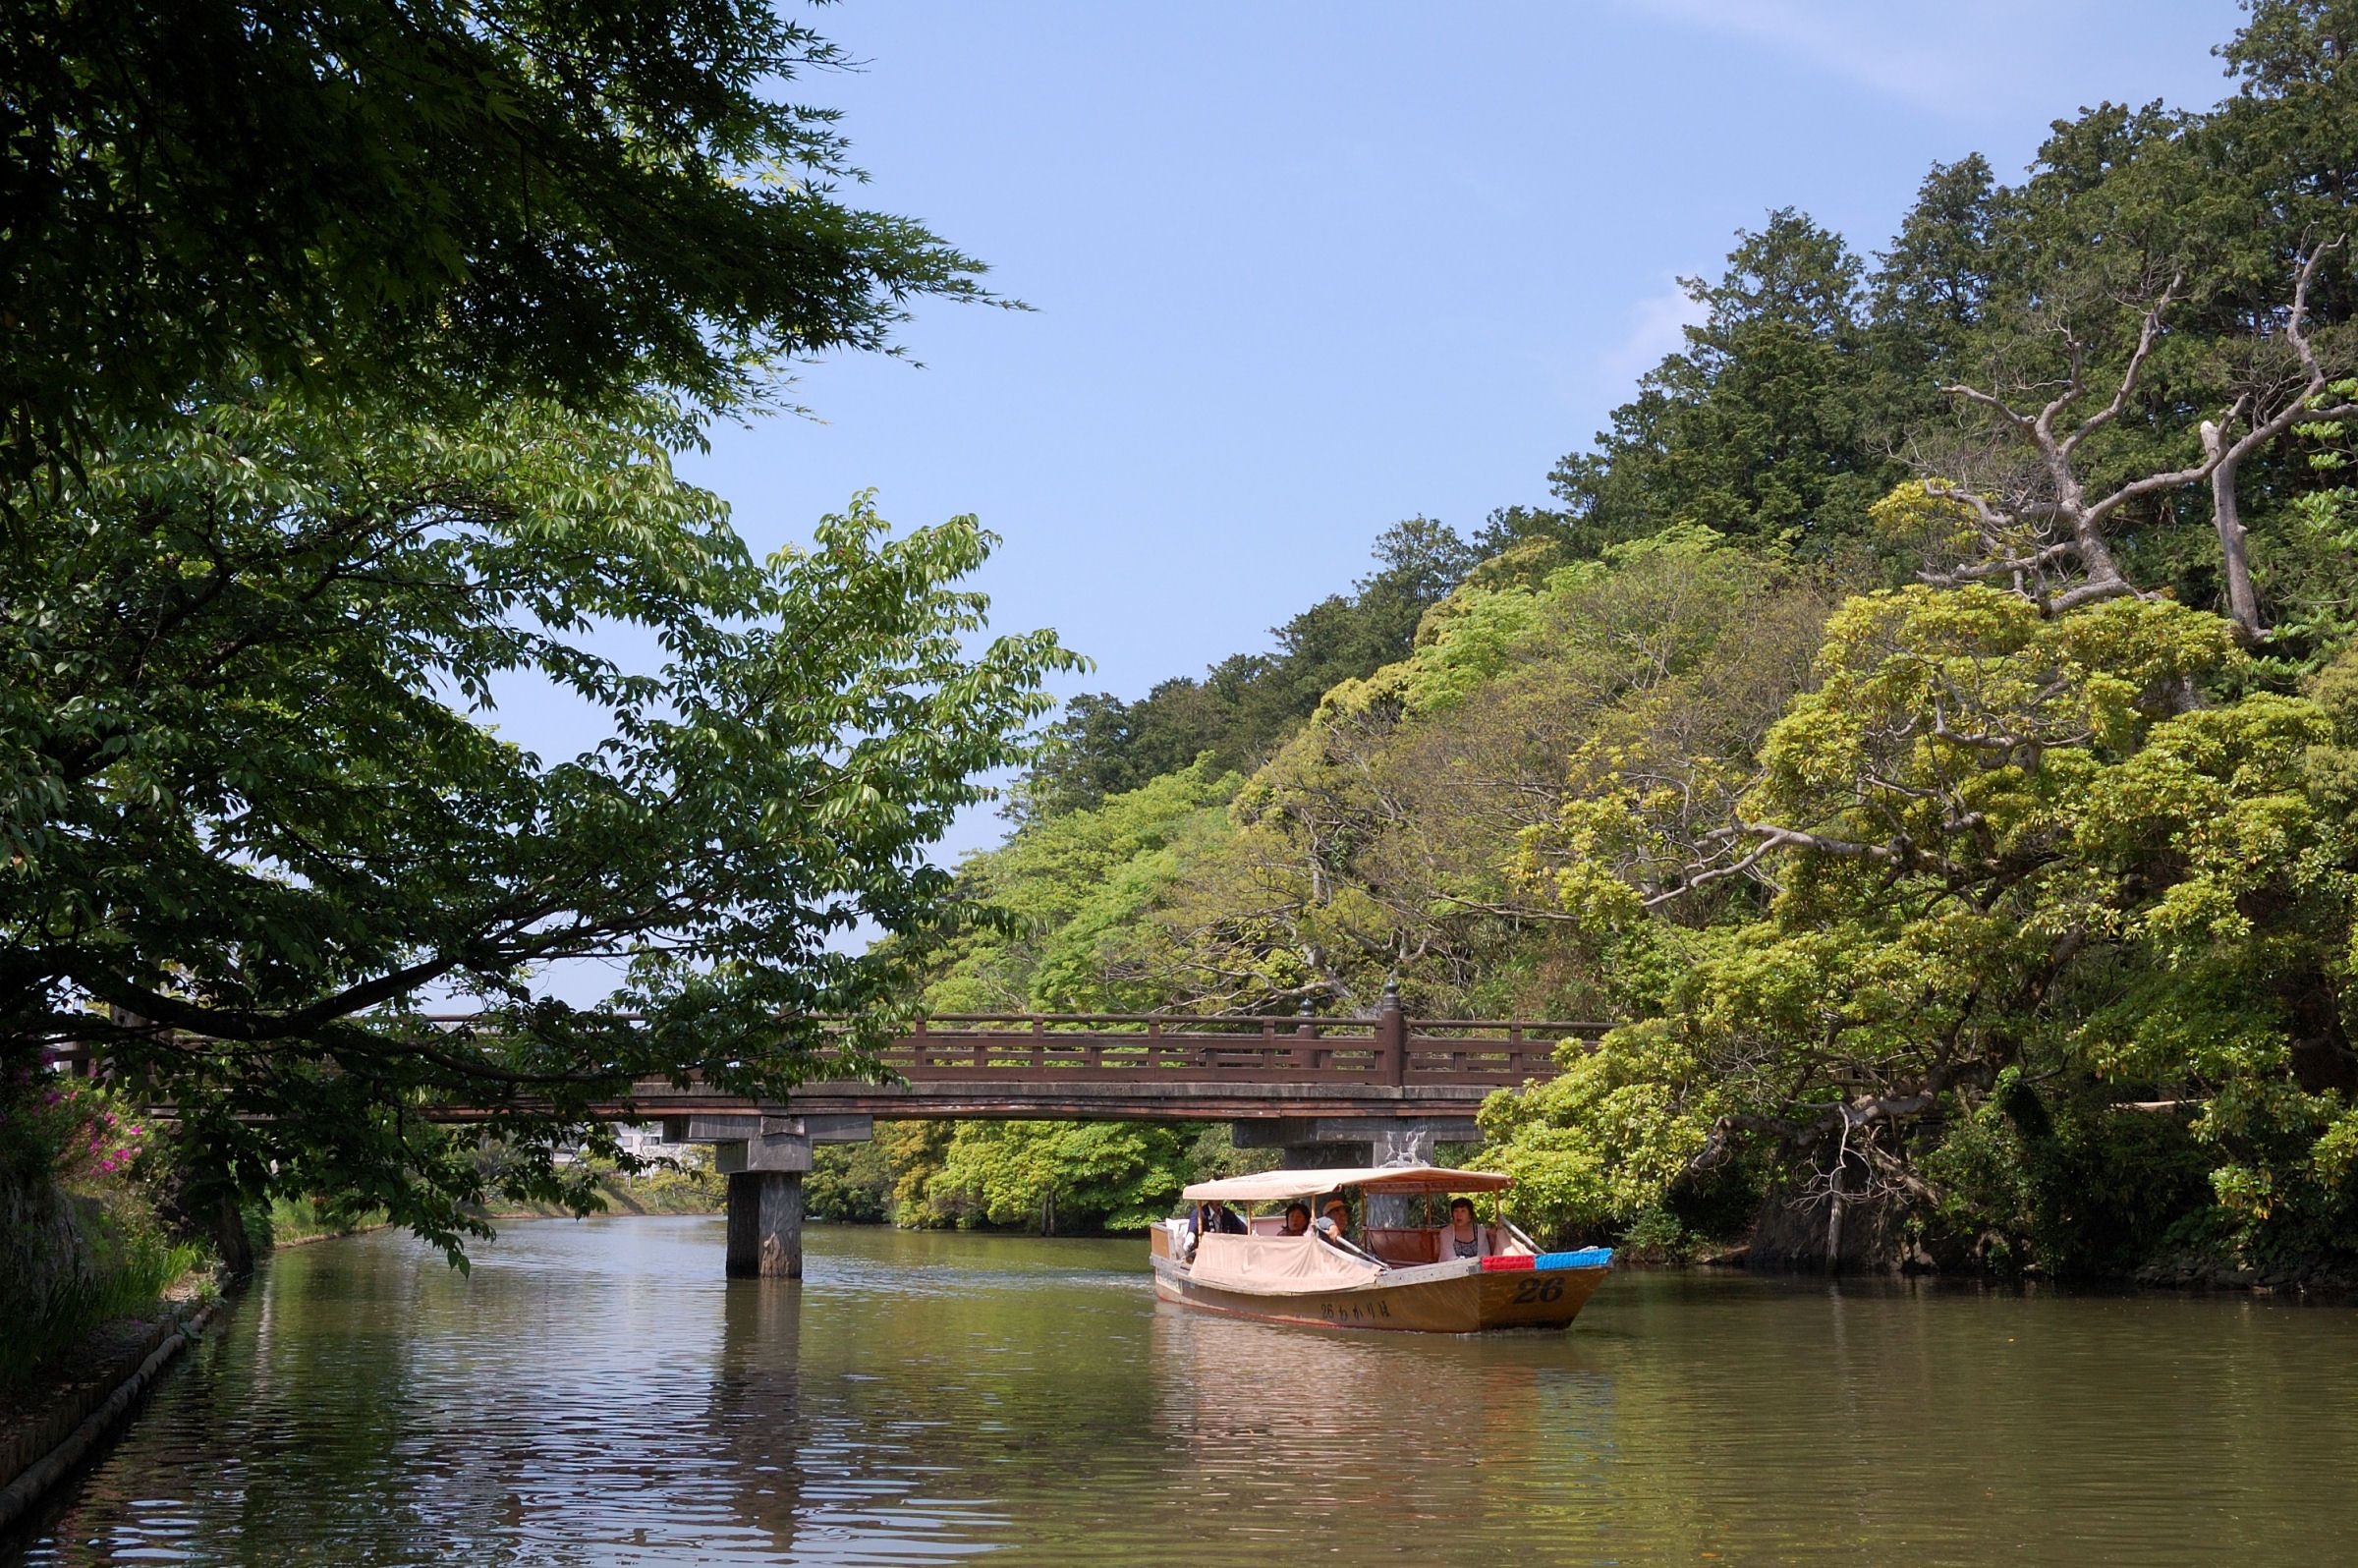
[1149,1165,1610,1333]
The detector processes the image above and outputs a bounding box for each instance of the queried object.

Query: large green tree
[1,0,988,496]
[1,0,1063,1264]
[1548,211,1902,557]
[0,391,1076,1254]
[1487,588,2358,1269]
[1018,518,1477,816]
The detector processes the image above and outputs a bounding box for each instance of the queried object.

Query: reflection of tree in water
[770,1251,1170,1557]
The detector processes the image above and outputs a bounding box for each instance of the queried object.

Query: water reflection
[7,1221,2357,1567]
[1147,1303,1621,1555]
[708,1280,806,1553]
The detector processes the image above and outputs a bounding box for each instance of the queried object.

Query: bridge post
[725,1171,804,1279]
[679,1114,868,1280]
[1292,997,1319,1071]
[1376,979,1408,1088]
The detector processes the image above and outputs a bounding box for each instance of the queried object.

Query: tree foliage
[917,1120,1197,1234]
[1,0,989,499]
[1488,588,2358,1269]
[1017,518,1478,816]
[1,392,1076,1254]
[940,0,2358,1276]
[1547,211,1905,558]
[0,0,1072,1267]
[1142,530,1834,1018]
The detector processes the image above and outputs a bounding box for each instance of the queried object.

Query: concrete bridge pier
[667,1114,872,1277]
[1232,1116,1477,1228]
[726,1170,805,1278]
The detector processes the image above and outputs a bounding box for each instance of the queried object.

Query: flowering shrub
[1,1066,202,1389]
[6,1074,153,1186]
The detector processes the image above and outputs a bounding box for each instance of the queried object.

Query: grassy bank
[0,1212,207,1396]
[1,1081,213,1396]
[478,1163,725,1220]
[253,1196,390,1252]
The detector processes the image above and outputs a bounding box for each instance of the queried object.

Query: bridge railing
[42,1011,1610,1096]
[862,1014,1601,1086]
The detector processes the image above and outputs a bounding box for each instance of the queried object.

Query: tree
[920,1120,1195,1234]
[925,759,1242,1014]
[0,392,1077,1256]
[1548,211,1901,555]
[1894,247,2358,643]
[1149,530,1834,1020]
[1015,520,1476,817]
[1871,155,2002,420]
[888,764,1250,1233]
[1490,586,2358,1268]
[1,0,989,499]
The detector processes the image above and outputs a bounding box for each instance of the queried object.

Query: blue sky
[658,0,2241,864]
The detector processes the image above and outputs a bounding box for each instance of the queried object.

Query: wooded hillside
[833,2,2358,1282]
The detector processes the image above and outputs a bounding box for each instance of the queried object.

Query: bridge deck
[49,1011,1605,1124]
[527,1013,1596,1121]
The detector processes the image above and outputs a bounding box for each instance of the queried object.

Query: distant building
[609,1123,707,1168]
[614,1122,669,1158]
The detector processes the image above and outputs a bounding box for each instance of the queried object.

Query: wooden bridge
[616,989,1600,1279]
[568,1000,1598,1124]
[48,987,1603,1280]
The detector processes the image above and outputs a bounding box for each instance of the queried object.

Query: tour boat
[1148,1164,1610,1333]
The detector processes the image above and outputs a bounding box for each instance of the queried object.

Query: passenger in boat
[1200,1202,1247,1236]
[1441,1198,1490,1260]
[1281,1202,1314,1236]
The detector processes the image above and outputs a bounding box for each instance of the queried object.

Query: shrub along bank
[0,1078,206,1395]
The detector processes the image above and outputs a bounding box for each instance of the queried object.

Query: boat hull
[1150,1254,1606,1333]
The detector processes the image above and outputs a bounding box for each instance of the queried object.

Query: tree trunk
[2204,423,2264,643]
[1747,1157,1925,1274]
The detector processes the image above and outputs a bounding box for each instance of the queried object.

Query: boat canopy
[1180,1163,1514,1204]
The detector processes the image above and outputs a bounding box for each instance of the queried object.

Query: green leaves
[1,392,1078,1258]
[1487,567,2358,1266]
[918,1120,1196,1234]
[1547,210,1904,559]
[1,0,994,499]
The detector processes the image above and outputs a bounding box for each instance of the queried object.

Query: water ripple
[7,1218,2358,1566]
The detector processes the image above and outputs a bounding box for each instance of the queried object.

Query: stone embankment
[0,1285,217,1532]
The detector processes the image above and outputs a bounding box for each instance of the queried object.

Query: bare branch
[2056,274,2180,463]
[1936,380,2037,432]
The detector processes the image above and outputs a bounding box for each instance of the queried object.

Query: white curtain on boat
[1186,1233,1383,1295]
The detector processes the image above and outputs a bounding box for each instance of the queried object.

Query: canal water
[8,1218,2356,1566]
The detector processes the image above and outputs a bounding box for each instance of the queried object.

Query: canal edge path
[0,1291,220,1532]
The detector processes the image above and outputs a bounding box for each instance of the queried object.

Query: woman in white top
[1440,1197,1490,1260]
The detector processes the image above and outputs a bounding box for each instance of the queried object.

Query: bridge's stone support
[726,1171,805,1278]
[1231,1116,1479,1228]
[671,1114,872,1278]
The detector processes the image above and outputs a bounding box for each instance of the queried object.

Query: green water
[6,1218,2355,1565]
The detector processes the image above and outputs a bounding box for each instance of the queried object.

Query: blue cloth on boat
[1536,1247,1614,1269]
